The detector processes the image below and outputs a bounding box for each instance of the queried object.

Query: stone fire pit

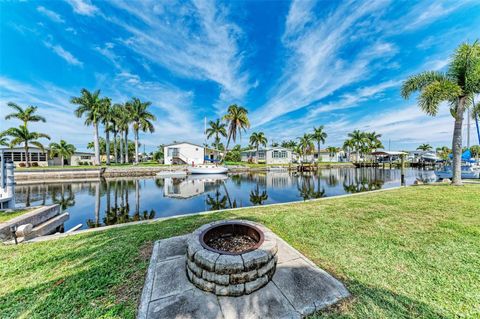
[186,220,278,296]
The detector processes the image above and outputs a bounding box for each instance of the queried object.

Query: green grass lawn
[1,185,479,318]
[0,209,31,223]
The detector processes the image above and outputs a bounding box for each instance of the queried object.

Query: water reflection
[14,168,436,230]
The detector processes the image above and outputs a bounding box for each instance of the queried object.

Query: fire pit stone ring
[186,220,278,296]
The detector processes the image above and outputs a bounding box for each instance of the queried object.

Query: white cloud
[44,42,83,66]
[0,77,91,150]
[307,80,402,117]
[404,2,464,31]
[37,6,65,23]
[66,0,98,16]
[251,0,392,127]
[105,0,251,112]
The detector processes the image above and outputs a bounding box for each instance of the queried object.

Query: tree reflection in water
[86,179,156,228]
[249,185,268,205]
[343,178,384,193]
[206,190,228,211]
[297,175,325,200]
[50,184,75,210]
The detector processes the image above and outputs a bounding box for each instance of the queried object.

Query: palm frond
[401,71,447,99]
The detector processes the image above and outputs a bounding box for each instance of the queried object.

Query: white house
[163,142,222,165]
[0,147,95,167]
[298,149,347,163]
[241,147,293,164]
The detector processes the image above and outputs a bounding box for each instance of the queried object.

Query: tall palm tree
[297,133,315,162]
[71,89,103,165]
[401,41,480,185]
[417,143,433,151]
[116,107,131,164]
[49,140,76,167]
[206,119,227,150]
[222,104,250,150]
[111,103,123,163]
[127,97,156,164]
[348,130,365,163]
[5,102,46,127]
[3,126,50,167]
[312,126,328,160]
[249,132,268,163]
[343,139,355,162]
[100,97,113,165]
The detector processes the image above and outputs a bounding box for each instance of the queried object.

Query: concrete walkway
[138,232,350,319]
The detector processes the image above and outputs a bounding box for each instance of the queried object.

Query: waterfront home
[163,142,222,165]
[299,149,347,163]
[241,147,293,164]
[0,147,95,167]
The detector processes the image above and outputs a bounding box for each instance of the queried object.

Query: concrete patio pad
[138,231,350,319]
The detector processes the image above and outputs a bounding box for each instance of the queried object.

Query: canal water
[14,168,435,231]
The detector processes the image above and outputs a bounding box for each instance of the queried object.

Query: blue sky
[1,0,479,152]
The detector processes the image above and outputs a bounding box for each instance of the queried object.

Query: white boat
[156,170,187,178]
[421,152,439,162]
[435,165,480,179]
[188,164,228,174]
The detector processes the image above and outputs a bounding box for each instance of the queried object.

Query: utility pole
[467,108,471,149]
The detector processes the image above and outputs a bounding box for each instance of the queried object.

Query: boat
[188,164,228,174]
[156,170,187,178]
[435,165,480,179]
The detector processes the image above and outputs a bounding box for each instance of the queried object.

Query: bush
[18,163,26,167]
[31,162,39,167]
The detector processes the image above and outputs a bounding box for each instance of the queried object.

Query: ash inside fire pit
[207,234,257,253]
[200,221,264,255]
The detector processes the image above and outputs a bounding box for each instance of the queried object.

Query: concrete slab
[151,256,192,301]
[156,234,188,261]
[138,225,350,319]
[275,238,303,264]
[272,258,350,315]
[218,282,301,319]
[147,289,223,319]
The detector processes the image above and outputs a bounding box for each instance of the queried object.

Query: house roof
[241,146,291,153]
[0,147,94,156]
[164,141,205,148]
[371,151,408,156]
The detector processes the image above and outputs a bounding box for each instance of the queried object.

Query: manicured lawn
[1,185,479,318]
[0,209,31,223]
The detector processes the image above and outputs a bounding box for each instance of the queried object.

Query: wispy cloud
[251,0,392,127]
[37,6,65,23]
[404,2,464,31]
[0,76,91,149]
[66,0,98,16]
[105,0,250,111]
[307,80,402,117]
[44,41,83,66]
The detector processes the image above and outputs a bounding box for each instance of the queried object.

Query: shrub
[31,162,39,167]
[18,163,26,167]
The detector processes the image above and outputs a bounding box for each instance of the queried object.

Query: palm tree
[281,140,297,149]
[116,107,132,164]
[206,119,227,150]
[348,130,365,163]
[127,97,156,164]
[249,132,268,163]
[71,89,103,165]
[401,41,480,185]
[100,97,113,165]
[312,126,328,161]
[417,143,433,151]
[222,104,250,150]
[3,126,50,167]
[297,133,315,162]
[5,102,46,127]
[343,139,355,162]
[0,134,8,147]
[110,103,123,163]
[49,140,76,167]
